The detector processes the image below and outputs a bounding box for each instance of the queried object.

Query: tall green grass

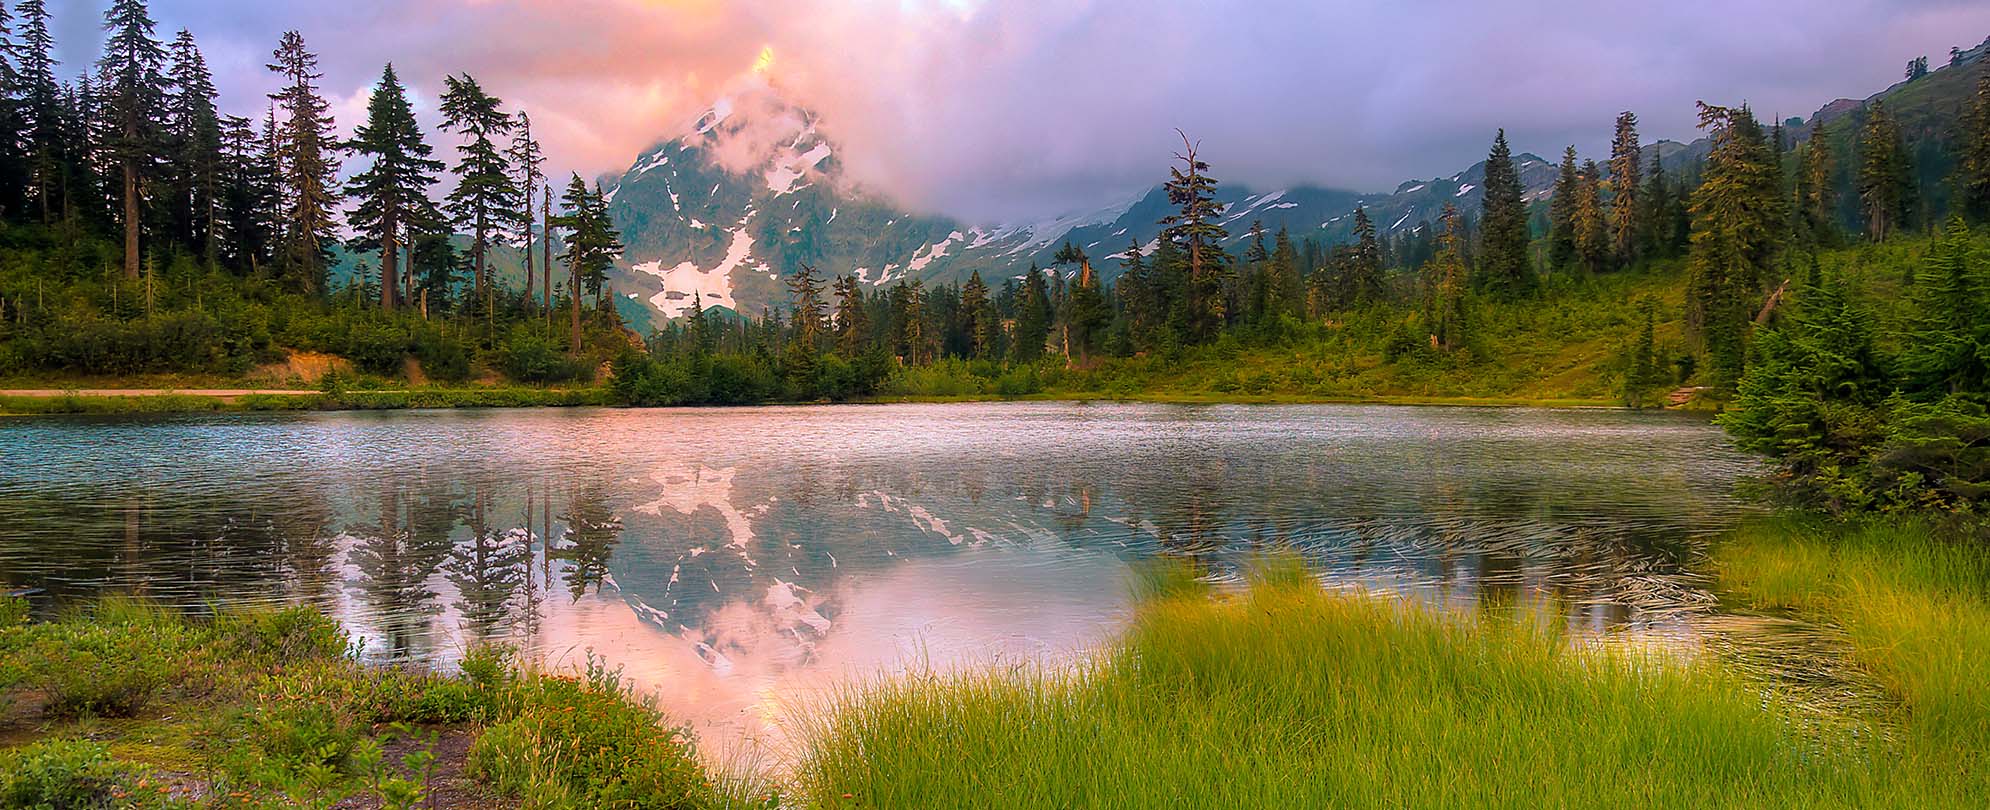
[1715,516,1990,776]
[794,560,1940,809]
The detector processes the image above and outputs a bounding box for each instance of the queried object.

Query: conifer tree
[97,0,166,280]
[509,110,546,309]
[1240,222,1271,323]
[1959,76,1990,223]
[217,113,273,272]
[1573,160,1609,274]
[266,30,339,293]
[553,174,621,354]
[685,292,714,356]
[1268,226,1302,320]
[788,262,828,351]
[1057,242,1107,362]
[1608,111,1642,265]
[1014,264,1051,362]
[439,73,518,319]
[1639,153,1675,257]
[1548,146,1580,273]
[890,279,932,364]
[15,0,59,222]
[1118,239,1159,347]
[68,76,110,229]
[1348,206,1382,302]
[1857,100,1914,242]
[1619,299,1666,407]
[0,0,24,221]
[345,64,443,311]
[959,270,992,359]
[832,273,868,357]
[1424,204,1469,352]
[1686,102,1786,390]
[163,30,223,265]
[1898,217,1988,395]
[1159,130,1230,339]
[1477,129,1533,297]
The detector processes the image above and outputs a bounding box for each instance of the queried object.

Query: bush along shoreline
[0,599,775,809]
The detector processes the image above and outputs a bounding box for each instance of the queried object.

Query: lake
[0,402,1761,759]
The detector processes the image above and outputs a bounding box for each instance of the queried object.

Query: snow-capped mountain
[600,77,1563,328]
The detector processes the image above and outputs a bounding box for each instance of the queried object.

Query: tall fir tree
[217,112,274,273]
[833,273,869,357]
[1057,242,1107,361]
[1573,159,1609,274]
[1159,131,1230,340]
[1686,102,1786,390]
[16,0,60,222]
[97,0,166,280]
[508,110,546,309]
[787,262,828,352]
[1477,128,1534,297]
[0,0,24,222]
[344,64,443,311]
[439,73,518,319]
[1424,204,1470,351]
[1547,146,1581,273]
[1268,225,1302,320]
[553,174,621,353]
[959,270,994,360]
[1608,111,1642,266]
[1014,263,1051,362]
[1857,100,1914,242]
[164,29,222,265]
[266,30,339,293]
[1348,206,1382,302]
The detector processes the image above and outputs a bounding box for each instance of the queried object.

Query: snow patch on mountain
[766,142,833,195]
[907,231,966,274]
[634,226,757,318]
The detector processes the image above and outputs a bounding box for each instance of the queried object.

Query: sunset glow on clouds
[62,1,1990,221]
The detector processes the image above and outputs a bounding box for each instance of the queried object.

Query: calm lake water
[0,402,1761,757]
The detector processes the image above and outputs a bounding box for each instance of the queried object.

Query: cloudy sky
[50,0,1990,222]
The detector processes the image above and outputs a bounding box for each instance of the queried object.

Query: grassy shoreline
[9,516,1971,807]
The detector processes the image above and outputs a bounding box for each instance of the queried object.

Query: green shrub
[498,327,589,383]
[214,605,349,662]
[0,740,152,810]
[0,596,26,628]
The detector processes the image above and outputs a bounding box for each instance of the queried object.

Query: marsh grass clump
[465,653,723,810]
[794,560,1944,809]
[1715,515,1990,780]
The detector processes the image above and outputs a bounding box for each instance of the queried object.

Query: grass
[0,596,762,809]
[1713,515,1990,778]
[791,558,1957,809]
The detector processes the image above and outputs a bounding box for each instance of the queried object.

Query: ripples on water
[0,402,1763,753]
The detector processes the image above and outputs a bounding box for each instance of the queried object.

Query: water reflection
[0,403,1760,754]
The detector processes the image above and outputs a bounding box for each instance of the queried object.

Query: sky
[48,0,1990,223]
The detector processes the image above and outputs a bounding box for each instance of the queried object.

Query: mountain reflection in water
[0,402,1760,755]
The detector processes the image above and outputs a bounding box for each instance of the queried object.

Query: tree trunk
[542,194,553,325]
[380,207,398,311]
[569,259,582,355]
[122,160,140,280]
[524,186,535,311]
